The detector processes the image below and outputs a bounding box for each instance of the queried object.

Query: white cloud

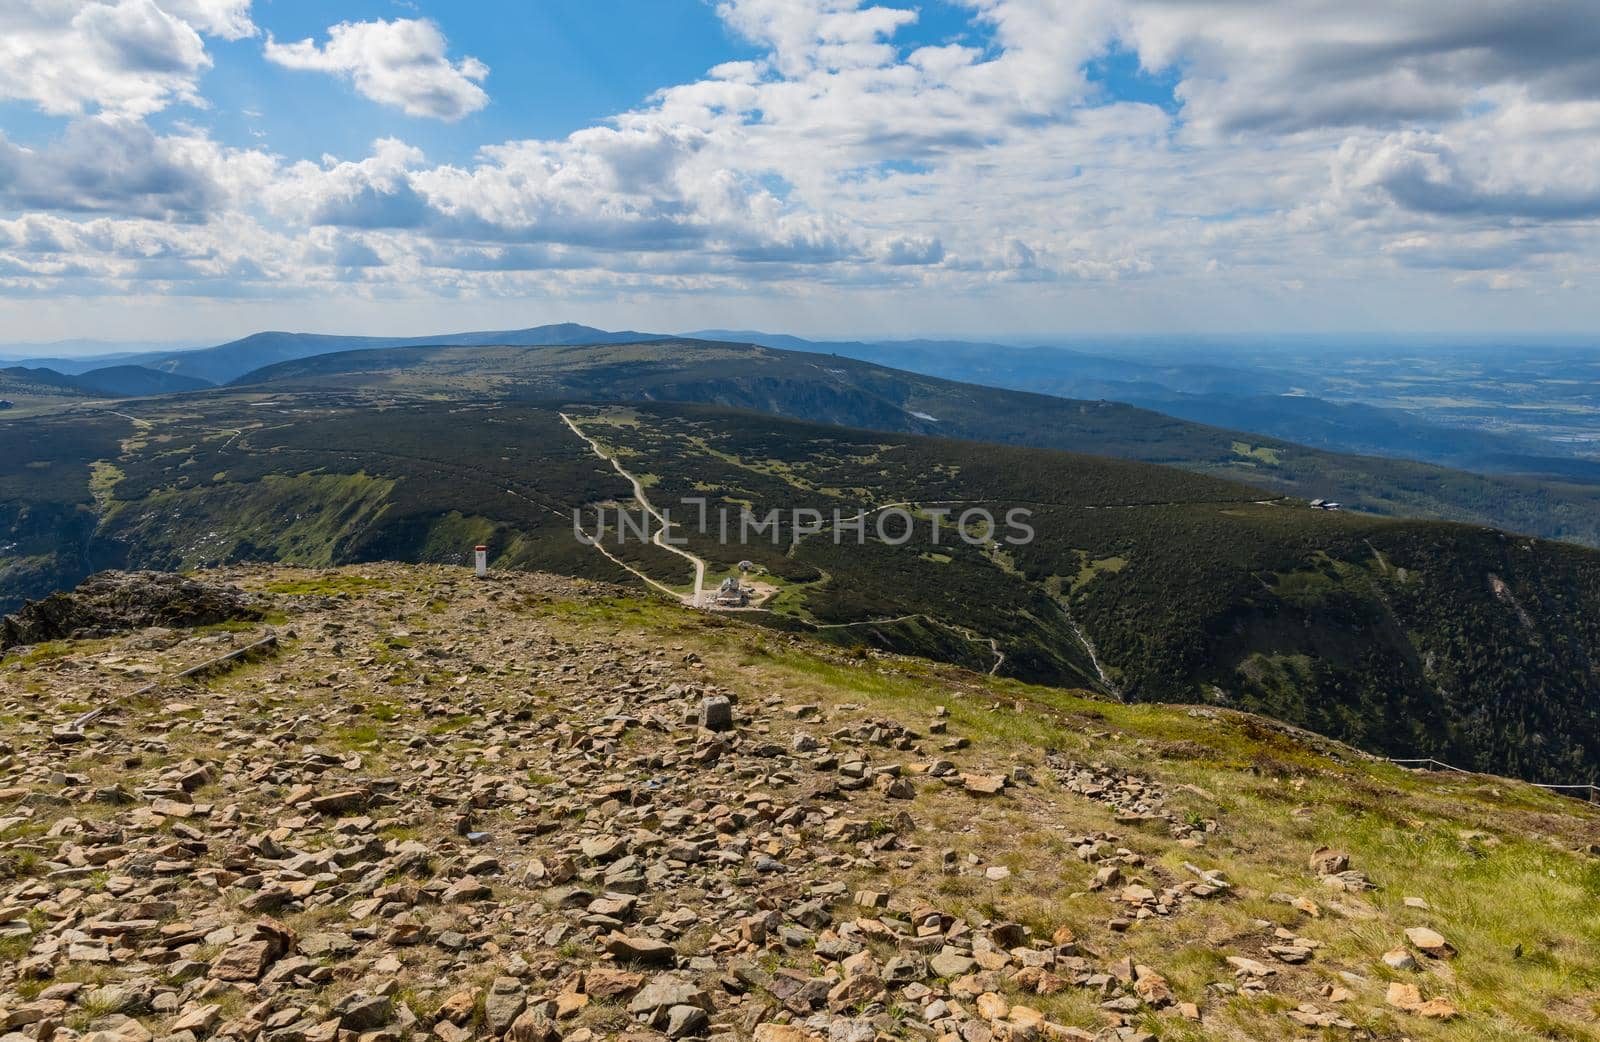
[716,0,916,76]
[1333,99,1600,221]
[264,18,489,121]
[0,0,252,118]
[158,0,254,40]
[0,117,275,220]
[1118,0,1600,135]
[8,0,1600,332]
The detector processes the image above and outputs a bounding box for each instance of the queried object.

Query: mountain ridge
[224,338,1600,549]
[85,323,671,385]
[686,329,1593,477]
[14,321,1590,482]
[0,364,210,401]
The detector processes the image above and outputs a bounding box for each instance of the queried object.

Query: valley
[5,391,1600,785]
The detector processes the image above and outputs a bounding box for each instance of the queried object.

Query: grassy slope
[696,601,1600,1042]
[0,411,129,604]
[448,573,1600,1040]
[0,368,101,417]
[0,397,696,610]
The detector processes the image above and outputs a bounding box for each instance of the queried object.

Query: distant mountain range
[225,337,1600,549]
[15,323,666,384]
[0,338,206,364]
[687,328,1297,396]
[1,365,210,401]
[7,321,1594,483]
[687,329,1597,480]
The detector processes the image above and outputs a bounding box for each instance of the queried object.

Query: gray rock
[665,1004,709,1038]
[606,932,677,965]
[333,993,391,1031]
[483,980,526,1036]
[698,696,734,732]
[929,949,977,978]
[629,976,710,1024]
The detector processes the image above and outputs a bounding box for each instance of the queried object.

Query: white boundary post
[474,544,488,579]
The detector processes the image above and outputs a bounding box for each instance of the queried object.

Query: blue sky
[177,0,1045,165]
[1,0,1598,344]
[206,1,767,164]
[0,1,768,160]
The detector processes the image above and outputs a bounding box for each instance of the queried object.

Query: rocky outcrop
[0,570,262,649]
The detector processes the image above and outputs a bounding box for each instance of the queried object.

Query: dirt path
[561,412,708,607]
[558,424,1010,668]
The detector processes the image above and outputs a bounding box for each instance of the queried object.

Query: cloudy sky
[3,0,1600,343]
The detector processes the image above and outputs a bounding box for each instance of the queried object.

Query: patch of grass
[0,848,44,880]
[427,714,474,735]
[399,986,442,1021]
[380,823,423,841]
[333,723,382,747]
[0,933,35,962]
[1231,440,1284,466]
[6,641,73,666]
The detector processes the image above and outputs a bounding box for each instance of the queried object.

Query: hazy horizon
[5,326,1600,363]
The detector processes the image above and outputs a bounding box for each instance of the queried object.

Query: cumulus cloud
[1119,0,1600,135]
[1337,122,1600,221]
[264,18,489,121]
[0,118,272,221]
[159,0,254,39]
[878,236,945,265]
[8,0,1600,324]
[267,138,432,229]
[716,0,916,76]
[0,0,253,118]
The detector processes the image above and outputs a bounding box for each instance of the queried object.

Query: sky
[3,0,1600,345]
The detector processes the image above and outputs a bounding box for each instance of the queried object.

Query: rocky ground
[1,565,1597,1042]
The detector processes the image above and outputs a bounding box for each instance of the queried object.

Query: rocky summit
[0,566,1596,1042]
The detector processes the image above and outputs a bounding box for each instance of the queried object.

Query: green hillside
[0,366,99,415]
[3,392,1598,783]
